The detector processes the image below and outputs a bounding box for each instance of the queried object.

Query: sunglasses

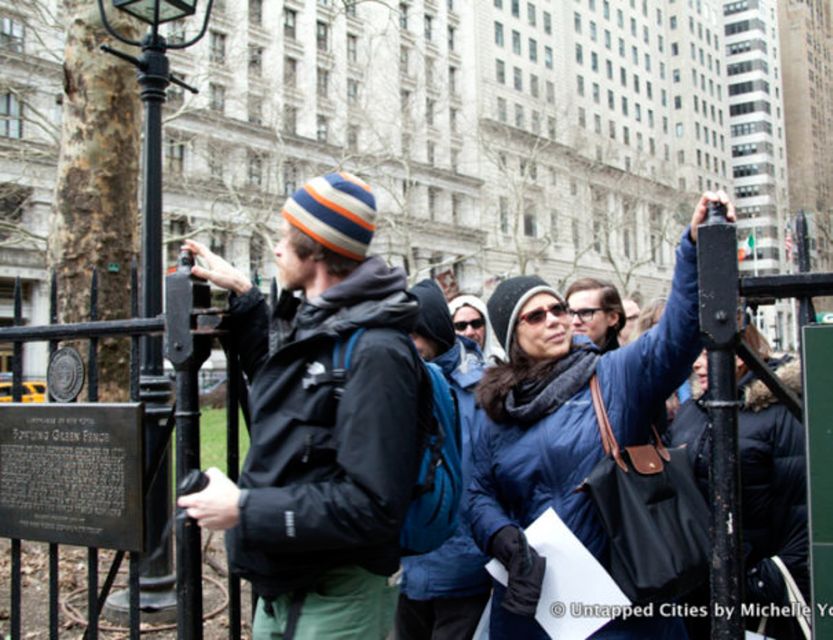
[454,318,485,331]
[519,302,568,325]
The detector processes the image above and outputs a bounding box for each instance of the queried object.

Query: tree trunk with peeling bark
[47,1,142,400]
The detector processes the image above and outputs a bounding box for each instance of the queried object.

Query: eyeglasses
[519,302,568,325]
[453,318,485,331]
[567,307,604,323]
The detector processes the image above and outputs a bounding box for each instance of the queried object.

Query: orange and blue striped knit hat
[282,172,377,261]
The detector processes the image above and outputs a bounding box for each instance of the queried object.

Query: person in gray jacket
[178,172,423,640]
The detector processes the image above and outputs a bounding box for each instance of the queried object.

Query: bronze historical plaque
[0,404,144,551]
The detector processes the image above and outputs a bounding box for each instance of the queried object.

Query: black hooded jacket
[223,257,424,597]
[667,358,807,636]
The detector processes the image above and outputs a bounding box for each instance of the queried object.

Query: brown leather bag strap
[590,375,628,472]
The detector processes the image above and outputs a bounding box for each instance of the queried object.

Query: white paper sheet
[486,508,631,640]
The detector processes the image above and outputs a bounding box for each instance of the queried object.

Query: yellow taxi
[0,380,47,403]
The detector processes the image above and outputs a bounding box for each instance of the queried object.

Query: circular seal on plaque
[47,347,85,403]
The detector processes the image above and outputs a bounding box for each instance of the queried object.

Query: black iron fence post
[166,250,212,639]
[697,201,744,639]
[795,211,817,331]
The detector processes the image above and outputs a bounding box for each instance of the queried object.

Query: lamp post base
[102,574,178,626]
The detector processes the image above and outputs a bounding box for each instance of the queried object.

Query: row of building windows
[724,0,760,16]
[728,79,770,96]
[727,58,769,76]
[731,120,773,136]
[494,23,553,66]
[725,18,766,36]
[729,100,771,116]
[733,162,775,178]
[493,0,553,35]
[732,141,774,157]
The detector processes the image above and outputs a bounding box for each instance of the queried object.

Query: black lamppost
[95,0,213,624]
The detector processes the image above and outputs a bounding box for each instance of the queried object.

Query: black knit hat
[487,275,563,358]
[409,279,456,356]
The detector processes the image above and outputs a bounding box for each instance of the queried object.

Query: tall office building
[723,0,789,277]
[477,0,731,297]
[778,0,833,271]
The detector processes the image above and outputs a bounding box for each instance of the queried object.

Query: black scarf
[504,347,599,425]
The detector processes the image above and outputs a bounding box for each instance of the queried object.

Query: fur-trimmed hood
[743,357,802,412]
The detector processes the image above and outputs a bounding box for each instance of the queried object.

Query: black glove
[490,525,547,617]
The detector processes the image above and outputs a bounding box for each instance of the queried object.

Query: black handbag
[581,375,711,604]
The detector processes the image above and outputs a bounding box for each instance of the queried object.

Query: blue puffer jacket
[468,231,702,639]
[401,337,492,599]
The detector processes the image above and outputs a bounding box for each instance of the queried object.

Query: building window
[247,153,263,187]
[284,9,297,39]
[347,78,359,104]
[347,34,358,62]
[424,14,433,41]
[208,146,224,179]
[494,21,504,46]
[512,30,521,55]
[347,124,359,150]
[544,46,553,69]
[0,92,22,139]
[496,59,505,83]
[426,98,434,125]
[249,0,263,25]
[248,46,263,78]
[497,97,507,122]
[514,103,524,128]
[209,83,225,113]
[209,31,226,64]
[399,3,408,29]
[529,38,537,63]
[449,66,458,94]
[316,115,328,143]
[1,16,25,52]
[247,95,262,125]
[513,67,522,91]
[448,26,455,51]
[316,21,329,52]
[523,210,537,237]
[499,197,510,234]
[283,163,298,195]
[164,139,185,174]
[317,68,329,97]
[284,57,297,87]
[283,105,297,135]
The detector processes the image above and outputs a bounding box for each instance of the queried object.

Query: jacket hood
[448,294,507,363]
[294,256,418,337]
[743,357,802,412]
[410,279,456,355]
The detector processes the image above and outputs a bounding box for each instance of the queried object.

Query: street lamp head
[113,0,197,26]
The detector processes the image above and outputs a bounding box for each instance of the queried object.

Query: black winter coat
[223,258,424,598]
[667,358,807,639]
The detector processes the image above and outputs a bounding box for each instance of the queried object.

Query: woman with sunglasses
[449,294,507,363]
[467,192,735,639]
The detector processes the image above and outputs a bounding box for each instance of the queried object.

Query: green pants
[253,565,399,640]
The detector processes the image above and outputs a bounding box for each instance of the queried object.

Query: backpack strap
[331,328,367,399]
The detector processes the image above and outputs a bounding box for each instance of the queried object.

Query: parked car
[0,381,47,403]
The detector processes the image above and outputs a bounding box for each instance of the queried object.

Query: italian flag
[738,234,755,261]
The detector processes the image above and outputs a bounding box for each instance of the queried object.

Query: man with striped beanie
[179,172,424,639]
